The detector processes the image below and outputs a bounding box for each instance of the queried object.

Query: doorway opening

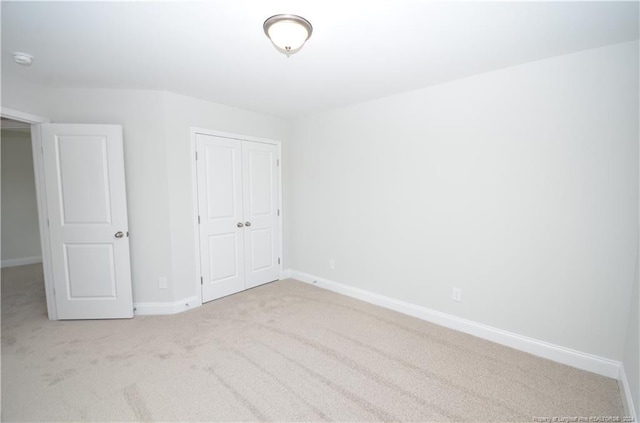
[1,118,46,315]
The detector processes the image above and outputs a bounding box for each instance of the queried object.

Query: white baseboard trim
[281,269,293,279]
[1,256,42,268]
[619,365,638,422]
[134,296,200,316]
[290,269,621,379]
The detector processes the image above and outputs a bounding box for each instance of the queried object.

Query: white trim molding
[189,128,204,308]
[290,270,622,379]
[1,256,43,268]
[134,296,200,316]
[619,365,638,422]
[0,107,49,124]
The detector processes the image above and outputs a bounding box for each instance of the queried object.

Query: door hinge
[278,258,281,265]
[47,218,50,227]
[198,216,200,224]
[195,151,198,160]
[200,276,203,285]
[277,209,280,216]
[277,159,280,167]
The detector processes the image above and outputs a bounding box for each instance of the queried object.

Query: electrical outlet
[159,276,168,289]
[329,259,335,270]
[452,287,462,302]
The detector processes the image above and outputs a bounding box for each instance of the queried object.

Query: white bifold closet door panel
[196,135,245,301]
[196,133,280,304]
[41,124,133,319]
[242,141,280,289]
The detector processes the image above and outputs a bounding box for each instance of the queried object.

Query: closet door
[242,141,280,289]
[196,134,245,303]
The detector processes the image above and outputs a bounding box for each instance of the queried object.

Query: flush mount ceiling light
[263,14,313,57]
[12,52,34,66]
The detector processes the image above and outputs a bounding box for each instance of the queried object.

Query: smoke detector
[13,52,34,66]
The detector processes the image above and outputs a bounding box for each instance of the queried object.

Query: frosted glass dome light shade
[263,14,313,56]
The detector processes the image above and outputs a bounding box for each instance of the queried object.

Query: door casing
[190,127,283,306]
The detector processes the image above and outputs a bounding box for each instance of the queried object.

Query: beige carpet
[1,264,625,422]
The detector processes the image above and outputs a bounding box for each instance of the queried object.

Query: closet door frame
[190,127,283,306]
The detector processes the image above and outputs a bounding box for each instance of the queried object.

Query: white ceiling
[2,1,638,119]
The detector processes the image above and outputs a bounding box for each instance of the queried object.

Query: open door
[40,124,133,319]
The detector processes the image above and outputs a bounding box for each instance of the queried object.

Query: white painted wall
[1,129,41,263]
[1,77,51,118]
[289,41,639,360]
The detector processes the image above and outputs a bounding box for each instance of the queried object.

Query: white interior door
[41,124,133,319]
[242,141,280,289]
[196,134,245,303]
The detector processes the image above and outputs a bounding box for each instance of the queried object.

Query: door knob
[115,231,124,238]
[245,221,251,227]
[237,222,244,228]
